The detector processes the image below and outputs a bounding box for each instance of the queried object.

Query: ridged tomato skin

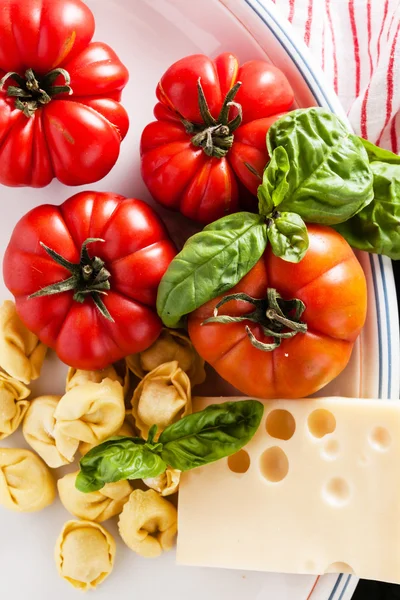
[188,225,367,399]
[0,0,129,187]
[3,191,177,370]
[141,52,294,223]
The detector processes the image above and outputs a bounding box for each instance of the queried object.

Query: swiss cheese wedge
[177,396,400,584]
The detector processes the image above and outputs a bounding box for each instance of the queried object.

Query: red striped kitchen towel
[271,0,400,152]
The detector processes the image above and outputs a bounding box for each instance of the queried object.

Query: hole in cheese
[228,449,250,474]
[323,477,351,507]
[321,438,340,460]
[369,426,391,451]
[308,409,336,439]
[260,446,289,483]
[266,409,296,441]
[325,561,354,574]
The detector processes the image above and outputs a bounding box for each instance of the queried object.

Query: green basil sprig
[359,138,400,164]
[159,400,263,469]
[334,159,400,259]
[333,138,400,259]
[256,145,309,262]
[76,400,264,493]
[257,145,289,212]
[259,107,374,224]
[267,211,309,263]
[157,212,268,328]
[75,427,167,493]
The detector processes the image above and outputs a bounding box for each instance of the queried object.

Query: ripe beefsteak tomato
[3,192,177,370]
[141,53,294,224]
[188,225,367,398]
[0,0,129,187]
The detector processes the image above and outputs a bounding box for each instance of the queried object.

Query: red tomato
[141,52,294,224]
[3,192,177,370]
[188,225,367,399]
[0,0,129,187]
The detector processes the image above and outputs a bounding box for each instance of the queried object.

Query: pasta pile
[0,300,206,590]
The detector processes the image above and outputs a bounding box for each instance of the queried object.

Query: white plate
[1,1,399,599]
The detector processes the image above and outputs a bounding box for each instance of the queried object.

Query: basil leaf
[76,401,264,492]
[157,213,268,328]
[76,436,167,493]
[258,146,289,214]
[267,212,309,263]
[359,138,400,164]
[260,108,374,224]
[334,161,400,259]
[159,400,264,471]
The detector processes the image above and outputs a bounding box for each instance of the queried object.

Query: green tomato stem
[202,287,307,351]
[0,67,73,118]
[29,238,114,322]
[183,78,243,159]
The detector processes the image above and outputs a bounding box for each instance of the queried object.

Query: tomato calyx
[29,238,114,322]
[0,68,73,118]
[202,288,307,351]
[182,79,243,159]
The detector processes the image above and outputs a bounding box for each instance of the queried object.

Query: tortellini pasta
[22,395,70,468]
[66,359,130,399]
[143,467,180,496]
[0,372,30,440]
[131,361,191,439]
[58,471,131,522]
[66,365,120,390]
[127,329,205,387]
[118,489,177,558]
[0,447,56,512]
[55,520,116,590]
[80,412,136,456]
[0,300,47,384]
[53,379,125,462]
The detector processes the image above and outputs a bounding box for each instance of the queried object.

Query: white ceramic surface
[0,1,398,600]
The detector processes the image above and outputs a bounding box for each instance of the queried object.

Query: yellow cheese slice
[177,396,400,584]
